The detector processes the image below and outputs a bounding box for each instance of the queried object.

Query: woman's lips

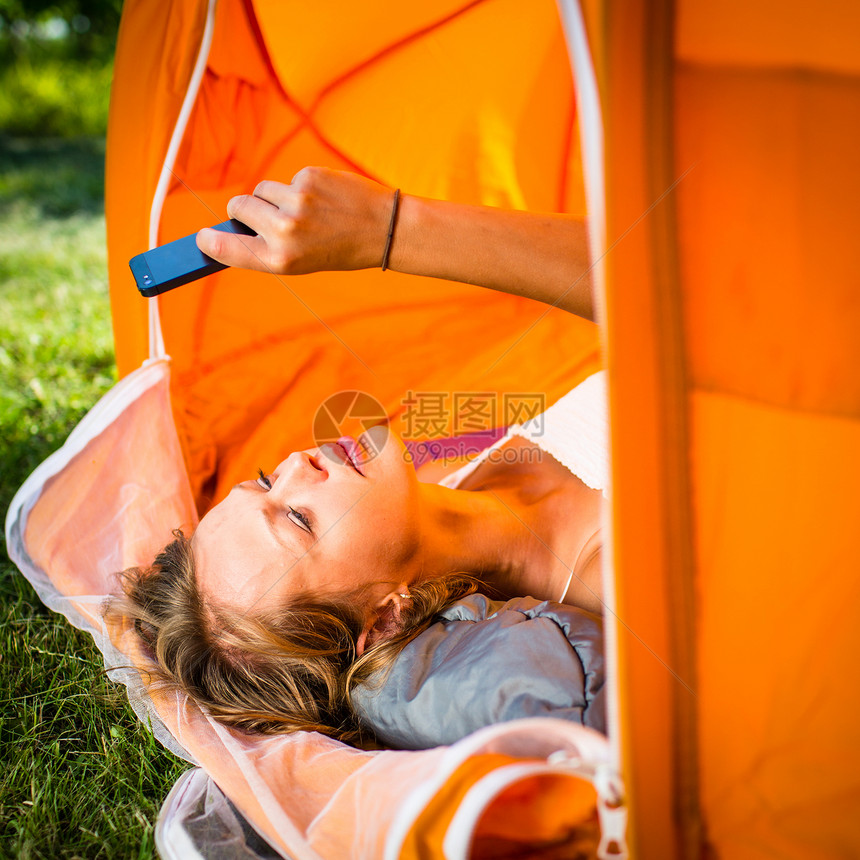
[336,436,365,475]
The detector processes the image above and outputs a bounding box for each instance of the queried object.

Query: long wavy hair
[111,530,478,745]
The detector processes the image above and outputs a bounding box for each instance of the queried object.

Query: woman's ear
[355,589,410,656]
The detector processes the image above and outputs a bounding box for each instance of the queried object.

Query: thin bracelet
[381,188,401,271]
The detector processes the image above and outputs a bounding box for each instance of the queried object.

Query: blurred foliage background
[0,0,121,136]
[0,0,122,57]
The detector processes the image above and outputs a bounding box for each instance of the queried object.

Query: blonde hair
[113,530,477,745]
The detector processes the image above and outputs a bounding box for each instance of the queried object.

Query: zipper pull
[594,762,628,859]
[547,753,629,859]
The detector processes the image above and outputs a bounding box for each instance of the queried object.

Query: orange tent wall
[106,0,600,512]
[600,0,860,856]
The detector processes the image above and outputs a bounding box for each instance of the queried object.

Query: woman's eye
[256,467,272,490]
[287,506,312,533]
[256,469,310,533]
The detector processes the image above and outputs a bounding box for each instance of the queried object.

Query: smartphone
[129,219,257,297]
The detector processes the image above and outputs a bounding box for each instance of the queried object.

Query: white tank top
[438,371,609,495]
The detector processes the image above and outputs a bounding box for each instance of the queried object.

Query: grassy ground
[0,136,188,859]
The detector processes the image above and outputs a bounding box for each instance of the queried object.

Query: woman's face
[191,426,423,617]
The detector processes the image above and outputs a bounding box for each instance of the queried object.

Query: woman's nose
[275,451,328,487]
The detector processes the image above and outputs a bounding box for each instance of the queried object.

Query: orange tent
[596,2,860,856]
[7,0,860,856]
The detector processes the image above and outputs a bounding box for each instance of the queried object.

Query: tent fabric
[5,360,195,761]
[155,726,616,860]
[597,0,860,856]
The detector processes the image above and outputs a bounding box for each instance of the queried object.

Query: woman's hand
[199,165,596,321]
[196,167,394,275]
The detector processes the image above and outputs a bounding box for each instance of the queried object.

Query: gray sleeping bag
[351,593,605,750]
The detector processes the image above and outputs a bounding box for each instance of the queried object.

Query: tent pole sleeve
[556,0,618,777]
[146,0,220,361]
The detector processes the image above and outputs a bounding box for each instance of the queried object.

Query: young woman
[119,166,606,743]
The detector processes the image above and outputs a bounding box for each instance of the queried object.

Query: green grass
[0,136,188,859]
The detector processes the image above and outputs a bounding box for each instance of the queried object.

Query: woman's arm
[197,166,595,321]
